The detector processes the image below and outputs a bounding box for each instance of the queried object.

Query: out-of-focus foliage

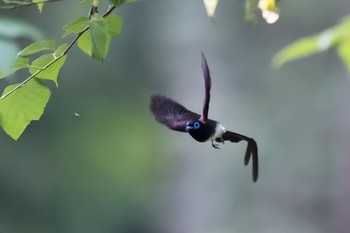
[0,18,43,76]
[245,0,259,22]
[205,0,280,24]
[203,0,219,18]
[258,0,279,24]
[272,16,350,71]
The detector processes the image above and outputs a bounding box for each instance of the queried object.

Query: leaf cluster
[0,0,130,140]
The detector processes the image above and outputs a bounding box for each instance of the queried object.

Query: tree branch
[0,4,117,100]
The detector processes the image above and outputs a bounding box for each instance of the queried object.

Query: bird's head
[186,120,209,142]
[186,120,202,131]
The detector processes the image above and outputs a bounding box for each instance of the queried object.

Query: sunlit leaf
[54,43,69,56]
[272,15,350,70]
[105,14,123,37]
[89,13,111,62]
[14,56,30,69]
[272,35,321,69]
[77,31,92,55]
[331,17,350,44]
[0,56,30,79]
[32,0,46,13]
[337,41,350,71]
[0,78,50,140]
[62,17,89,37]
[18,40,56,56]
[29,54,66,86]
[271,28,342,69]
[203,0,219,18]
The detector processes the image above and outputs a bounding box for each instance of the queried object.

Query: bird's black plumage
[150,95,200,132]
[150,52,259,182]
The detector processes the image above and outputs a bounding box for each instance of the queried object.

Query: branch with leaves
[0,0,132,140]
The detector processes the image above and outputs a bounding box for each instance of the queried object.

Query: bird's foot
[212,140,223,149]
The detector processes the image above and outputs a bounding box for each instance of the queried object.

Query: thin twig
[0,4,116,100]
[0,57,61,100]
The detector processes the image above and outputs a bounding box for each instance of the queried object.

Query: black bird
[150,52,259,182]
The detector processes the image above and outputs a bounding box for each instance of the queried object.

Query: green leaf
[78,31,92,55]
[337,40,350,71]
[62,17,89,38]
[271,29,337,69]
[272,16,350,70]
[0,78,50,140]
[14,56,30,69]
[245,0,258,23]
[272,35,320,68]
[77,14,122,60]
[54,43,69,56]
[0,56,30,79]
[29,54,67,86]
[32,0,46,13]
[77,0,93,9]
[18,40,56,56]
[89,14,111,62]
[105,14,123,37]
[110,0,127,7]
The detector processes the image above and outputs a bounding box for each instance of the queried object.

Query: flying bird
[150,52,259,182]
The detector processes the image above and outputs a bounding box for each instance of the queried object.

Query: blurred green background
[1,1,350,233]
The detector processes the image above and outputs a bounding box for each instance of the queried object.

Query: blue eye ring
[194,121,200,129]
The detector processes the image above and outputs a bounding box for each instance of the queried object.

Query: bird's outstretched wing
[150,95,200,132]
[222,131,259,182]
[199,52,211,123]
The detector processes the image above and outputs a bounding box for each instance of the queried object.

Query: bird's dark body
[150,52,259,182]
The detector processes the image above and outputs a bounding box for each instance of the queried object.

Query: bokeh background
[1,1,350,233]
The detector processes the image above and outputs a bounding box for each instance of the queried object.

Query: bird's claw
[212,140,223,149]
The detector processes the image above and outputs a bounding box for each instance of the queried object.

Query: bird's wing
[222,131,259,182]
[199,52,211,123]
[150,95,200,132]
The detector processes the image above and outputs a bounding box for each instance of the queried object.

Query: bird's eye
[194,122,200,129]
